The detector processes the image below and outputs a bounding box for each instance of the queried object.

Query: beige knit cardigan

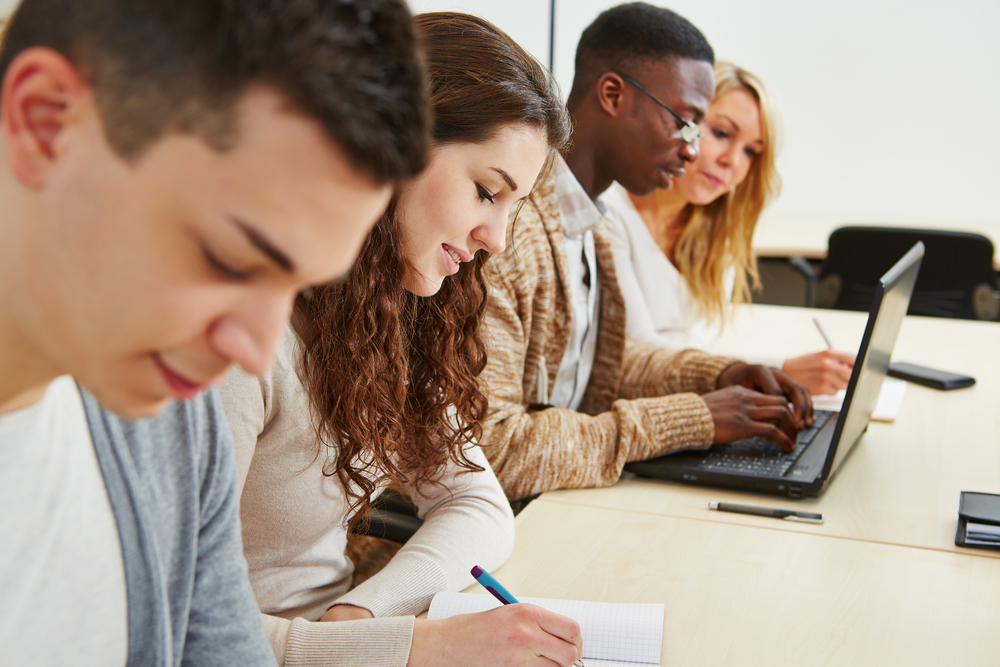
[479,172,742,501]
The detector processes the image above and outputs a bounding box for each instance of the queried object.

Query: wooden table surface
[481,499,1000,666]
[457,304,999,665]
[542,305,1000,556]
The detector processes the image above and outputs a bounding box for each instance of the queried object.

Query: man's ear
[1,47,91,188]
[595,72,626,119]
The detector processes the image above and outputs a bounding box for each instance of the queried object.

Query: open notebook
[428,591,664,667]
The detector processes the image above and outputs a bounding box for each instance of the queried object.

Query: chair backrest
[816,226,999,320]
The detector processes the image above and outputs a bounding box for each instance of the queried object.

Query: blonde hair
[650,60,782,324]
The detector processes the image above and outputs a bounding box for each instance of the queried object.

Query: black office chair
[812,227,1000,321]
[753,256,819,307]
[352,490,423,543]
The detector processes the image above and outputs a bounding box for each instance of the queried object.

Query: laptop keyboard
[697,410,834,477]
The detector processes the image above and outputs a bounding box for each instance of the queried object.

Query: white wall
[413,0,1000,228]
[4,0,994,227]
[556,1,1000,226]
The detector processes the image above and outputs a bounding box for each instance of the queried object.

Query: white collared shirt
[548,156,605,410]
[602,182,785,368]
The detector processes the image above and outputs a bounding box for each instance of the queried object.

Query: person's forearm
[336,447,514,617]
[482,405,628,500]
[264,614,414,667]
[482,393,715,501]
[334,515,509,617]
[619,339,740,398]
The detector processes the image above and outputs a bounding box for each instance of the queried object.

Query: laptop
[625,242,925,498]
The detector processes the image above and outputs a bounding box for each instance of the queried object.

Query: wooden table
[542,305,1000,556]
[470,304,1000,665]
[481,499,1000,666]
[753,210,1000,269]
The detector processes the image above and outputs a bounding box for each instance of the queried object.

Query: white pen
[709,501,824,524]
[813,316,834,350]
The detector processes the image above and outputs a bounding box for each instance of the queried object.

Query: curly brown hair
[293,12,570,529]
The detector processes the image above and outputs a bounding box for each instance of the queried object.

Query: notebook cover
[958,491,1000,525]
[955,491,1000,550]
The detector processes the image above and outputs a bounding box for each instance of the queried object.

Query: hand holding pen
[772,317,856,396]
[409,598,584,667]
[408,566,585,667]
[813,316,835,350]
[472,566,586,667]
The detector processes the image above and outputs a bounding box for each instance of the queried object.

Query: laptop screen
[822,242,924,480]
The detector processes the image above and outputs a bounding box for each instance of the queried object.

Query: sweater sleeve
[479,269,729,502]
[262,613,414,667]
[334,444,515,617]
[617,338,741,400]
[217,362,272,496]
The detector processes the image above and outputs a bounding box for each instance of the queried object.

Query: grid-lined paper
[427,591,663,665]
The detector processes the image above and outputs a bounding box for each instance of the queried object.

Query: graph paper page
[428,591,663,664]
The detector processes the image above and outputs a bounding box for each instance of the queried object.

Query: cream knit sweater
[220,327,515,667]
[480,172,742,501]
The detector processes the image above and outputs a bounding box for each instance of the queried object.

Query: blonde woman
[605,61,854,396]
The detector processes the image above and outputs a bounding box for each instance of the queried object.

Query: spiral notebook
[427,591,664,666]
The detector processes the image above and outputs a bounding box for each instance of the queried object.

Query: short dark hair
[0,0,430,183]
[568,2,714,108]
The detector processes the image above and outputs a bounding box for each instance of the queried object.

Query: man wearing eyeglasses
[477,2,814,503]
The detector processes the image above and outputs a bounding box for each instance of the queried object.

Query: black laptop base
[625,410,837,499]
[627,460,822,498]
[624,242,925,501]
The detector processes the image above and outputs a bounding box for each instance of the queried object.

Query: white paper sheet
[428,591,664,665]
[966,521,1000,543]
[812,377,908,422]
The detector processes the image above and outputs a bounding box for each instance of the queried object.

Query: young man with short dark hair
[479,2,813,501]
[0,1,428,663]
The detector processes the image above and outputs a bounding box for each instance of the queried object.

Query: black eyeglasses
[615,72,703,144]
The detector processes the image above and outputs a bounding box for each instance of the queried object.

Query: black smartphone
[887,361,976,390]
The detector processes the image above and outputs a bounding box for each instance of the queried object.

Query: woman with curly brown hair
[219,12,581,667]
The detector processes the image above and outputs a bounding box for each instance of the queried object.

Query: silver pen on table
[709,501,824,524]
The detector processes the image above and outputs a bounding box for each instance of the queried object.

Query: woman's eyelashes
[710,127,760,160]
[202,245,253,281]
[476,183,495,204]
